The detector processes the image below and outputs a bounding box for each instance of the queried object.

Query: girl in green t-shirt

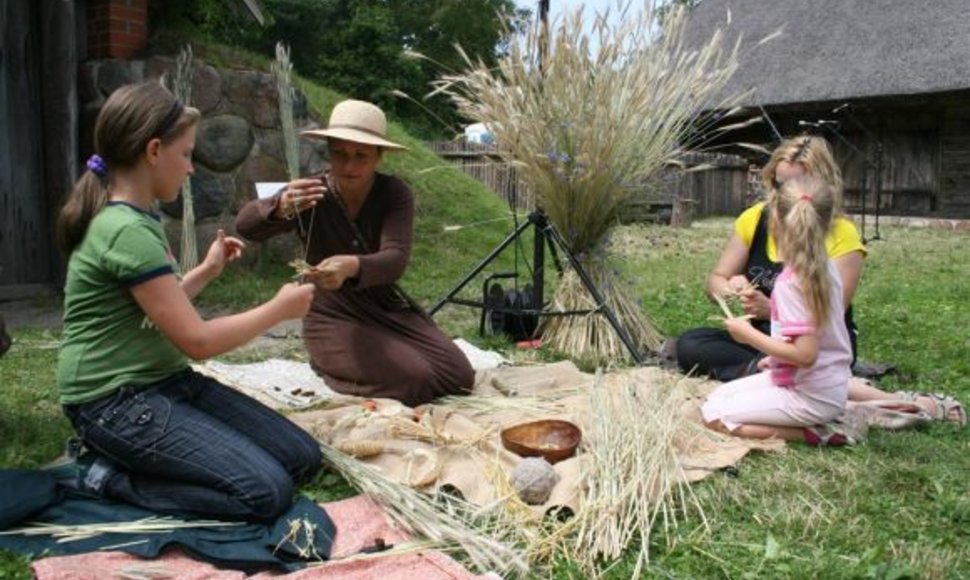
[53,82,321,521]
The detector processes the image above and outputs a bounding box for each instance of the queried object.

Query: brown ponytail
[55,171,109,254]
[55,81,201,255]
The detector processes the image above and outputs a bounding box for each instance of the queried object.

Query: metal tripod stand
[428,209,646,364]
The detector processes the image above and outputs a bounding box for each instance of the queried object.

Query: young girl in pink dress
[702,175,862,446]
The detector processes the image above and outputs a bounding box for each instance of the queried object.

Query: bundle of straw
[272,42,300,181]
[566,373,708,576]
[435,0,747,363]
[170,45,197,272]
[318,442,529,576]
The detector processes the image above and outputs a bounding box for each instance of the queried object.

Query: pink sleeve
[774,275,816,337]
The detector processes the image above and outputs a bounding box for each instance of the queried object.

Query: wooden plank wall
[837,130,941,216]
[939,115,970,218]
[427,141,536,211]
[0,1,50,288]
[427,142,750,219]
[0,0,76,294]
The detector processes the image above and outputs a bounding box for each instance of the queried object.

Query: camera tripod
[428,209,646,364]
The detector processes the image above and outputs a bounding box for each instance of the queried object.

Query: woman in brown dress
[236,99,473,407]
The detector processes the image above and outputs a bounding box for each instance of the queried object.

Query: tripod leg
[543,222,646,365]
[532,219,545,313]
[545,234,565,276]
[429,218,533,315]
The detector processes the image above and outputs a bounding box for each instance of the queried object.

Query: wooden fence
[427,142,754,221]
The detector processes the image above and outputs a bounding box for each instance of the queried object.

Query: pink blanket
[32,496,496,580]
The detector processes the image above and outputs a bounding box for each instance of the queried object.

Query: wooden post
[670,172,694,228]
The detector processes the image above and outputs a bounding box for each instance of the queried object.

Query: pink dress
[702,263,853,431]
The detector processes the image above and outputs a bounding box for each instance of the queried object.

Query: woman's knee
[675,329,711,367]
[444,356,475,394]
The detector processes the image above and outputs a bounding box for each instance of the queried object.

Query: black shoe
[0,315,11,357]
[45,451,117,498]
[852,360,897,380]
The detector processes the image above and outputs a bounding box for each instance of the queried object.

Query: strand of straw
[0,517,240,543]
[272,42,317,268]
[171,45,197,273]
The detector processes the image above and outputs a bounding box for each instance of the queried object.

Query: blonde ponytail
[771,176,837,328]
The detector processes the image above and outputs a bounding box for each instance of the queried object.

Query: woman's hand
[310,255,361,290]
[201,229,245,278]
[727,275,749,293]
[273,178,327,220]
[737,286,771,320]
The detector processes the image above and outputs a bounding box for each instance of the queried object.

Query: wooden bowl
[500,419,582,464]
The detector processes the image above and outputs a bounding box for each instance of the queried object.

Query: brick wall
[86,0,147,59]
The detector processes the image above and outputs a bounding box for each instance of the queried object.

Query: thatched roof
[685,0,970,108]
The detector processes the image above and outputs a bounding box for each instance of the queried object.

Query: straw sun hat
[301,99,407,151]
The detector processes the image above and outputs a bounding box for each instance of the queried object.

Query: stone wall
[78,56,328,262]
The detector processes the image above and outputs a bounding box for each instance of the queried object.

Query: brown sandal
[895,391,967,427]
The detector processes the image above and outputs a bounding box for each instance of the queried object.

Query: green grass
[595,222,970,579]
[4,222,969,578]
[4,53,970,577]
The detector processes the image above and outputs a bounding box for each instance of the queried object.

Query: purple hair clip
[86,154,108,178]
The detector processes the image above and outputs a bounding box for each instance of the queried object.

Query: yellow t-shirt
[734,202,868,261]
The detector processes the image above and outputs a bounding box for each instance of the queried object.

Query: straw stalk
[436,0,745,363]
[169,45,197,272]
[318,442,529,576]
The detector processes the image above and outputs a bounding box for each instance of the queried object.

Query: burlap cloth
[284,361,784,516]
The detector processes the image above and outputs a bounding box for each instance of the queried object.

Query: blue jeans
[63,369,322,522]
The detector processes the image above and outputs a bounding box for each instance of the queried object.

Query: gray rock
[234,154,288,212]
[192,64,222,113]
[145,55,175,82]
[159,165,234,220]
[254,128,285,160]
[300,137,329,175]
[195,115,254,171]
[510,457,560,505]
[97,59,139,97]
[223,69,279,128]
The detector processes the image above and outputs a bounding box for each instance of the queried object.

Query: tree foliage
[151,0,530,138]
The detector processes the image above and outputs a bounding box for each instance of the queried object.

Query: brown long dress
[235,171,473,406]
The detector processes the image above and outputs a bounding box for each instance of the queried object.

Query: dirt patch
[0,299,305,360]
[0,297,64,331]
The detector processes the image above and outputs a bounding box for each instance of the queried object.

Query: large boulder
[96,59,143,97]
[223,69,279,129]
[194,114,254,171]
[191,64,223,114]
[160,165,235,220]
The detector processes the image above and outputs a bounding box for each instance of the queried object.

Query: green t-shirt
[57,202,188,405]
